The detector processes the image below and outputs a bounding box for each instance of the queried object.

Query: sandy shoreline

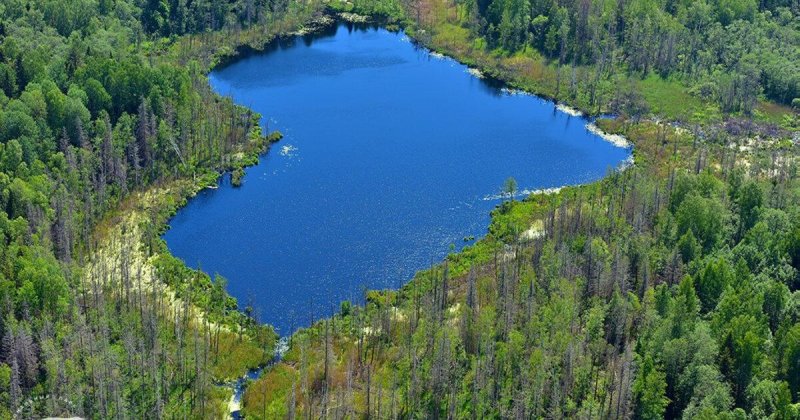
[227,393,241,418]
[556,103,584,117]
[337,12,369,23]
[586,122,632,148]
[466,67,484,78]
[483,186,565,201]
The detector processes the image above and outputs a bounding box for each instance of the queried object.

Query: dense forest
[461,0,800,110]
[0,0,797,418]
[0,0,324,417]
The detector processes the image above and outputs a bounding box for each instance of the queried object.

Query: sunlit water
[163,23,631,334]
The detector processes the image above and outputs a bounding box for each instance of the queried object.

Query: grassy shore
[329,0,797,127]
[88,133,285,371]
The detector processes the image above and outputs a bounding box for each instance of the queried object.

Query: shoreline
[556,103,584,117]
[586,122,633,148]
[156,14,639,415]
[127,4,797,418]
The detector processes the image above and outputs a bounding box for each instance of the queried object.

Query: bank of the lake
[151,16,632,417]
[222,10,794,419]
[150,11,632,416]
[162,22,632,336]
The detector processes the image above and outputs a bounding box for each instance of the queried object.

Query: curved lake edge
[200,14,633,202]
[163,17,634,417]
[169,16,635,333]
[210,12,618,120]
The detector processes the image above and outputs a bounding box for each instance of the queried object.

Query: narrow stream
[228,338,290,419]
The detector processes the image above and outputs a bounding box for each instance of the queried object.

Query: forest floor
[84,149,284,415]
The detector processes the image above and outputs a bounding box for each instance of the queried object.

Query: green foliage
[736,180,763,237]
[0,0,302,416]
[503,176,517,202]
[787,224,800,274]
[678,229,702,263]
[676,193,727,253]
[416,0,799,117]
[747,379,797,419]
[697,257,735,312]
[337,0,406,21]
[781,324,800,400]
[633,355,670,419]
[15,247,69,317]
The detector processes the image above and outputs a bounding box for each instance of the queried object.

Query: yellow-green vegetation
[211,330,272,380]
[636,74,722,124]
[244,364,300,418]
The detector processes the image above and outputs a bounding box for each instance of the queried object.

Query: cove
[163,23,631,335]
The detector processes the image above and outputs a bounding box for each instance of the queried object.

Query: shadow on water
[293,20,509,97]
[215,18,524,99]
[476,73,508,97]
[301,21,339,46]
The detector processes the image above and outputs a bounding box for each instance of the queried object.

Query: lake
[163,23,631,334]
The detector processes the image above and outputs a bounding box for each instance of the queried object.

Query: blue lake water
[163,23,631,334]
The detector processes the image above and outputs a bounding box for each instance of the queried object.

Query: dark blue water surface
[163,24,631,334]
